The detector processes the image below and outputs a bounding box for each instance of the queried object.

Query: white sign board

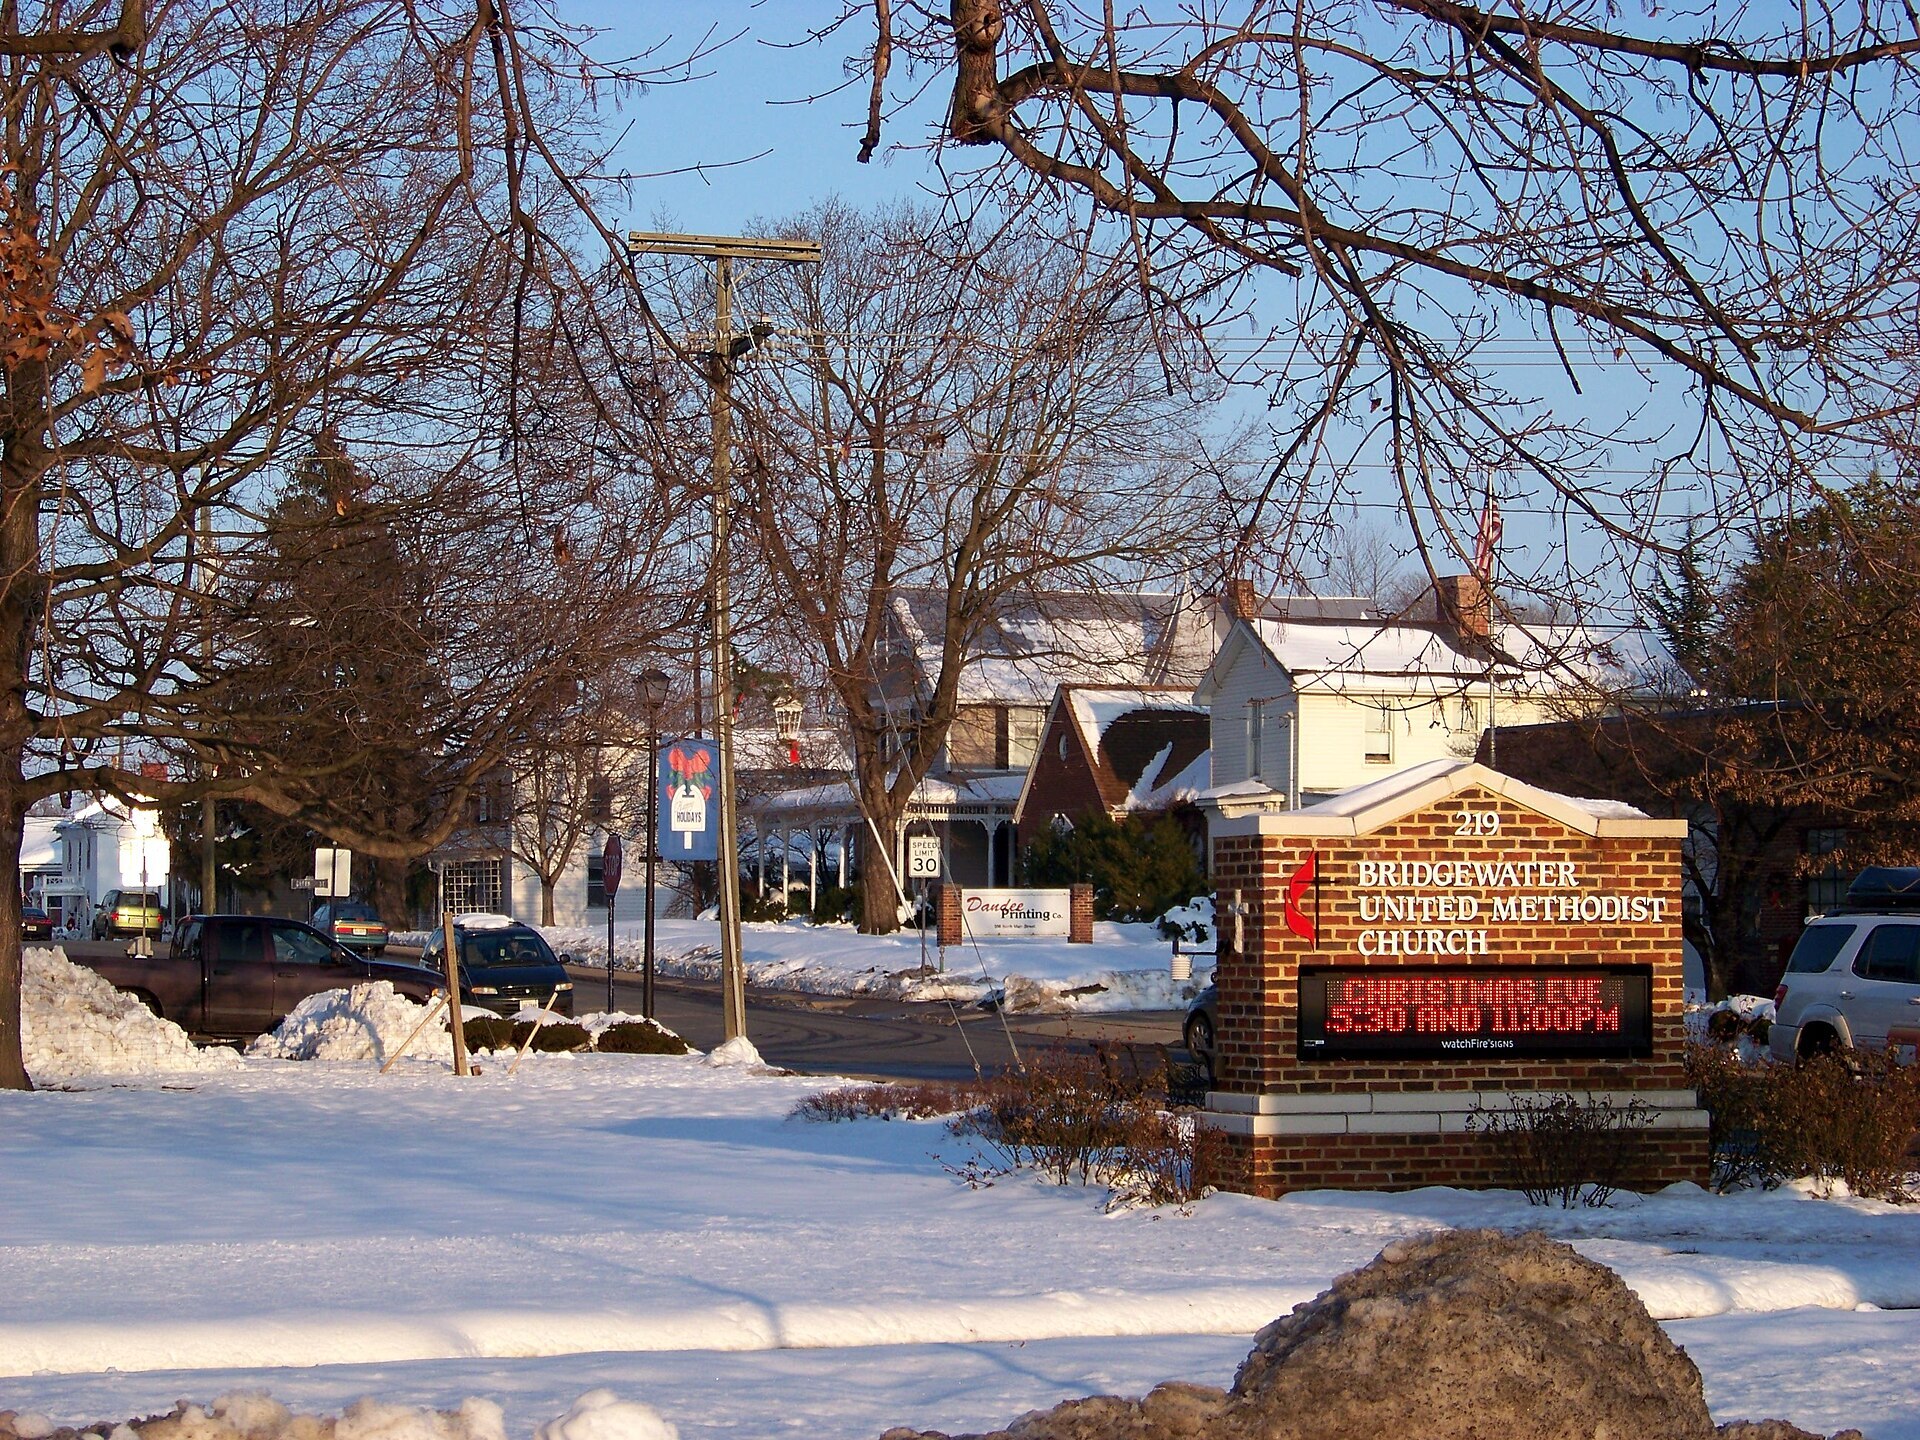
[962,888,1072,939]
[313,847,352,899]
[907,835,942,880]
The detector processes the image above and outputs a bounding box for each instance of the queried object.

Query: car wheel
[128,989,163,1020]
[1798,1023,1842,1061]
[1184,1011,1215,1059]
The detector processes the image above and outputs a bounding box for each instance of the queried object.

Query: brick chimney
[1223,577,1259,622]
[1433,574,1491,642]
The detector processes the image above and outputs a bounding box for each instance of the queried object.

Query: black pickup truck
[78,913,444,1039]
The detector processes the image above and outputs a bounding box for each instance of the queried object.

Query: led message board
[1297,966,1653,1060]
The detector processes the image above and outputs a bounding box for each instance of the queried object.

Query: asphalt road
[59,937,1190,1083]
[571,964,1189,1082]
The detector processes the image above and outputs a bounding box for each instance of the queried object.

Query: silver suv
[1771,868,1920,1062]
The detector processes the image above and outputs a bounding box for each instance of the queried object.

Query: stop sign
[603,833,624,899]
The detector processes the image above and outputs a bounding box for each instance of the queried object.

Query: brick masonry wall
[1206,782,1705,1197]
[935,884,962,948]
[1070,883,1094,944]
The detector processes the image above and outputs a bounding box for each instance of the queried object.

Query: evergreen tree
[1021,811,1206,923]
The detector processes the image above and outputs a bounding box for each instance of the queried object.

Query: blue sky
[590,4,929,233]
[575,4,1794,627]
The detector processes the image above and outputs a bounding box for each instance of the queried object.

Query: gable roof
[1013,685,1211,824]
[885,587,1221,706]
[1210,758,1687,839]
[1195,613,1610,704]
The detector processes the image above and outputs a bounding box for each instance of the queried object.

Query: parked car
[92,888,165,940]
[420,913,575,1017]
[21,903,51,941]
[74,913,444,1040]
[312,899,389,955]
[1771,867,1920,1062]
[1184,982,1217,1073]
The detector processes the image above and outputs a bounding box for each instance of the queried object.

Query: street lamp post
[637,667,670,1020]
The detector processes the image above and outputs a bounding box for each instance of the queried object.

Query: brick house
[1011,685,1210,853]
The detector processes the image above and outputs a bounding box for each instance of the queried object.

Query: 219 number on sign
[1454,810,1500,837]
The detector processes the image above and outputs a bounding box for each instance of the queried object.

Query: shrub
[1688,1042,1920,1199]
[455,1015,516,1051]
[791,1080,986,1122]
[809,885,858,925]
[1107,1108,1226,1209]
[795,1048,1220,1208]
[594,1020,689,1055]
[511,1018,591,1052]
[1468,1092,1652,1208]
[952,1048,1150,1186]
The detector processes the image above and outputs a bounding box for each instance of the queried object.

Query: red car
[21,904,52,941]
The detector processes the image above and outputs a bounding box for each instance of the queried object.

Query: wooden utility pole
[627,231,820,1043]
[196,504,218,913]
[441,909,470,1075]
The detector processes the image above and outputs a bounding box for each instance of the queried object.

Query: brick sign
[1201,761,1707,1200]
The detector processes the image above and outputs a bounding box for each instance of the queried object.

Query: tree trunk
[372,856,410,929]
[541,878,556,926]
[0,342,44,1091]
[0,788,28,1091]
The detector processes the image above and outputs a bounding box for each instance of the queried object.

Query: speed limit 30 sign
[906,835,942,880]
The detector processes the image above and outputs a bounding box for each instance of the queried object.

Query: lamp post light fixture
[638,667,671,1021]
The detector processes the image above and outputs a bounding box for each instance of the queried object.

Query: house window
[1364,704,1394,764]
[1006,707,1046,768]
[1805,828,1849,917]
[1248,701,1289,786]
[588,775,614,824]
[443,857,505,915]
[948,705,999,768]
[586,850,606,910]
[1457,696,1479,733]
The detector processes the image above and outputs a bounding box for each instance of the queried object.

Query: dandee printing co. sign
[962,888,1071,938]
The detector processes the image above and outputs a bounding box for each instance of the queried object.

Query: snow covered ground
[399,914,1215,1015]
[5,1036,1920,1438]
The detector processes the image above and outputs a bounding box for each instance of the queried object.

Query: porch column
[838,826,849,888]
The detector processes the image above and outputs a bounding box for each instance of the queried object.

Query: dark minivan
[421,913,575,1017]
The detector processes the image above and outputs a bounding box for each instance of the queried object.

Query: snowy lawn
[519,915,1212,1014]
[5,1050,1920,1438]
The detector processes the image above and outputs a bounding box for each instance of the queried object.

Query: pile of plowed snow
[0,1388,676,1440]
[248,981,440,1064]
[21,945,240,1086]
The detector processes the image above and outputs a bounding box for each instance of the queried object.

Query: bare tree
[642,202,1232,932]
[838,1,1920,612]
[0,0,697,1089]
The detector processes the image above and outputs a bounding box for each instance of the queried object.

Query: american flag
[1472,495,1502,578]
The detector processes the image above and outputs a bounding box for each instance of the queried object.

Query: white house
[1194,576,1604,817]
[50,797,172,930]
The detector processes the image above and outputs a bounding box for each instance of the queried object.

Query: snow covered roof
[1011,684,1210,826]
[885,588,1220,705]
[21,816,61,871]
[749,769,1026,818]
[1196,611,1614,704]
[1064,687,1205,743]
[1209,758,1687,839]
